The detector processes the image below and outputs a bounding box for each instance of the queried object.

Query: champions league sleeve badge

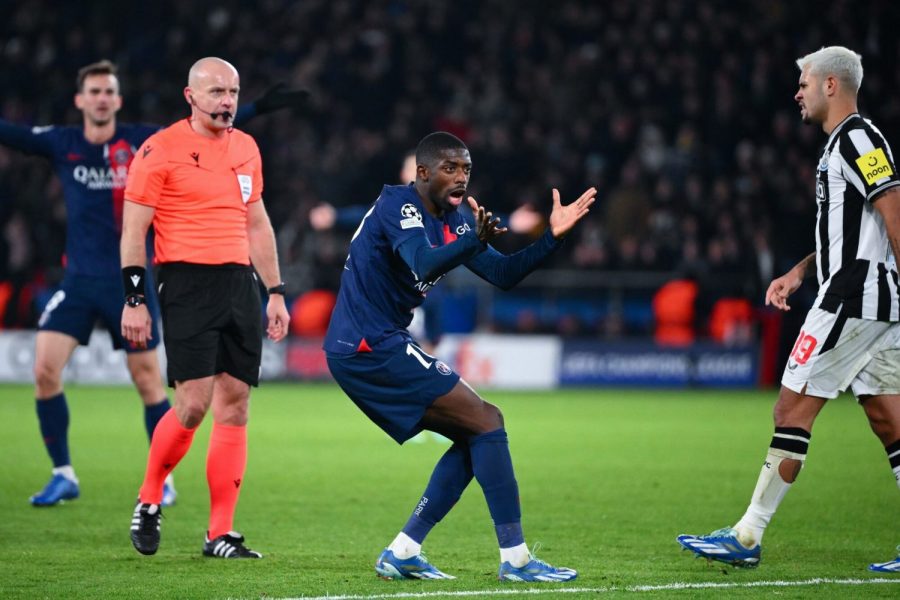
[400,203,424,229]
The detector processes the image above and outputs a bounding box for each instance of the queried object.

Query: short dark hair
[415,131,467,167]
[76,60,118,92]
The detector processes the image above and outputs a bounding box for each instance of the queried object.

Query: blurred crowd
[1,0,899,336]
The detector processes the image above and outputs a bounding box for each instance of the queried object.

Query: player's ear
[416,164,429,182]
[184,87,194,107]
[74,92,84,110]
[824,75,838,97]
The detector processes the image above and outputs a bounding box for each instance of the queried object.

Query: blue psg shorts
[327,341,460,444]
[38,273,161,352]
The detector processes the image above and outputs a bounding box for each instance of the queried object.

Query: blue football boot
[30,473,80,506]
[498,556,578,582]
[375,549,455,580]
[677,527,761,568]
[869,546,900,573]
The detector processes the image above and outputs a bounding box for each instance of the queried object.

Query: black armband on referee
[122,266,147,299]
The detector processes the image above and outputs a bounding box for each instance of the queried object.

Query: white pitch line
[276,577,900,600]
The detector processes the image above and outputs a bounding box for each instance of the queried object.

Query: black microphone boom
[190,96,233,122]
[210,110,234,121]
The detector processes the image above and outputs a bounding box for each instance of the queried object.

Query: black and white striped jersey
[814,113,900,321]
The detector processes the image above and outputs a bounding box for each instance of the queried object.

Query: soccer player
[0,60,305,507]
[309,150,444,350]
[677,47,900,573]
[122,57,288,559]
[324,131,595,582]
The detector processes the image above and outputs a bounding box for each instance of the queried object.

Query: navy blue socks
[402,442,473,543]
[144,398,171,442]
[469,428,524,548]
[399,428,525,550]
[36,394,171,470]
[36,393,70,467]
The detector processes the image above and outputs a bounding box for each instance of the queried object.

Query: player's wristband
[267,282,286,295]
[122,266,146,299]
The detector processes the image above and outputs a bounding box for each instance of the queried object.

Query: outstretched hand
[549,187,596,239]
[467,196,507,244]
[254,82,311,115]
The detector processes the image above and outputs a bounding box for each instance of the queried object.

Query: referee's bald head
[188,57,238,87]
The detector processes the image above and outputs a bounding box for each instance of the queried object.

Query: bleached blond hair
[796,46,863,93]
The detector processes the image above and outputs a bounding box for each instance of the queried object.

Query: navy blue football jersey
[324,184,475,354]
[0,120,157,277]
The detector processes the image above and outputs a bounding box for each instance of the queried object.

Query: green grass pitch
[1,383,897,599]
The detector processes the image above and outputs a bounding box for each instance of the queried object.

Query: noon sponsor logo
[855,148,894,185]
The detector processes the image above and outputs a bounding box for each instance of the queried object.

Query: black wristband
[123,266,146,298]
[267,282,286,295]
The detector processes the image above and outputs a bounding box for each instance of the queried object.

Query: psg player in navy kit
[324,132,596,582]
[0,60,305,507]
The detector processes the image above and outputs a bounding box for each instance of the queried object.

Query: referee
[120,57,289,559]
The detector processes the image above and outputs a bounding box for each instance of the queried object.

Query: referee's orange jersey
[125,119,263,265]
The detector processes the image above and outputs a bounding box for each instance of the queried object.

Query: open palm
[549,187,597,239]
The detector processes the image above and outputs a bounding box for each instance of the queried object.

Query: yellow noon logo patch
[855,148,894,185]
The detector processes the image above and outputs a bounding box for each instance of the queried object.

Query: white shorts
[781,308,900,399]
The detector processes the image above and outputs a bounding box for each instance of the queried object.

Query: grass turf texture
[0,383,897,599]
